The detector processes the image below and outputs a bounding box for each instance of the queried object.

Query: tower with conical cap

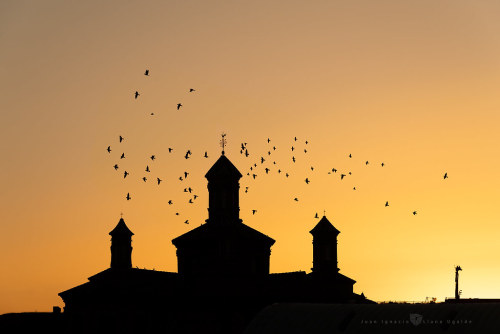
[109,217,134,270]
[172,145,275,278]
[310,215,340,276]
[205,151,242,225]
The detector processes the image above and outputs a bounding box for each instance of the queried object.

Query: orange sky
[2,0,500,314]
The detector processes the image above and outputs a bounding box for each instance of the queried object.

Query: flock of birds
[106,135,208,225]
[106,69,450,225]
[134,68,195,115]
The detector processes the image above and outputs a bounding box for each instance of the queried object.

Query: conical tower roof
[310,216,340,236]
[109,218,134,236]
[205,154,242,180]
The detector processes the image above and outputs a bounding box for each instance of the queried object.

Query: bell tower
[109,217,134,269]
[310,215,340,275]
[204,134,242,224]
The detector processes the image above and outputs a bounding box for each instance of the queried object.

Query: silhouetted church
[58,152,370,333]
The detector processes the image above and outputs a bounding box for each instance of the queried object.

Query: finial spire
[220,133,227,155]
[323,209,326,217]
[120,212,124,218]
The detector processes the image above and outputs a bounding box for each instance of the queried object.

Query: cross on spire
[220,133,227,155]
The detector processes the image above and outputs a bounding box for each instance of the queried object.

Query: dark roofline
[205,154,242,179]
[109,218,134,236]
[310,216,340,235]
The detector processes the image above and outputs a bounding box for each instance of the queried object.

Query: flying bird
[294,197,299,202]
[265,168,270,174]
[120,153,125,159]
[305,140,308,144]
[177,103,182,110]
[304,149,307,153]
[184,220,189,224]
[252,210,257,215]
[261,157,265,164]
[332,168,337,173]
[150,155,155,161]
[193,195,198,200]
[349,153,352,158]
[204,151,208,158]
[267,138,271,143]
[285,173,289,178]
[124,171,129,178]
[294,137,297,141]
[381,162,385,167]
[188,187,192,193]
[291,146,294,151]
[168,148,173,153]
[366,161,369,165]
[340,174,346,180]
[305,178,310,184]
[245,187,248,193]
[113,164,119,170]
[134,91,140,99]
[119,136,124,143]
[310,166,314,171]
[157,178,162,185]
[188,199,193,204]
[142,177,147,182]
[413,211,417,215]
[184,172,189,178]
[145,166,150,172]
[385,201,389,207]
[168,200,173,205]
[245,150,249,157]
[144,69,149,76]
[107,146,111,153]
[252,174,257,179]
[444,172,448,179]
[126,193,131,200]
[179,177,183,181]
[189,88,195,92]
[292,156,295,163]
[353,187,356,190]
[175,212,179,216]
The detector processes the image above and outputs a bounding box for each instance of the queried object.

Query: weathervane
[220,133,227,155]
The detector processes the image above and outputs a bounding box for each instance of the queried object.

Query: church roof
[309,216,340,236]
[205,154,242,180]
[172,221,275,248]
[109,218,134,236]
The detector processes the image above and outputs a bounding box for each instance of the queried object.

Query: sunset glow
[2,1,500,314]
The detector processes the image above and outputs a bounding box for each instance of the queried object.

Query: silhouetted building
[311,215,340,275]
[58,152,370,333]
[109,218,133,270]
[172,153,275,278]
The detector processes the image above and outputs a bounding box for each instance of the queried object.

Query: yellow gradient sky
[2,0,500,314]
